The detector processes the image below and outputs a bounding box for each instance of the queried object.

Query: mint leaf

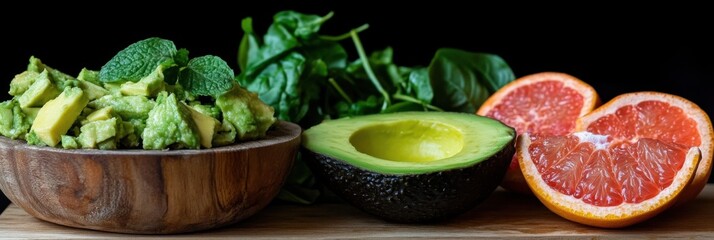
[99,37,177,83]
[175,48,189,67]
[179,55,235,97]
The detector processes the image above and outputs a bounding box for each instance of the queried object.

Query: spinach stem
[351,30,391,109]
[329,78,353,104]
[393,93,444,111]
[342,73,357,86]
[319,11,335,24]
[320,24,370,41]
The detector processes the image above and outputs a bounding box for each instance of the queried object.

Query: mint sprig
[179,56,235,97]
[175,48,190,67]
[99,37,235,97]
[99,38,177,83]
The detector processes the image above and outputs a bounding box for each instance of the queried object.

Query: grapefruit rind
[576,91,713,204]
[518,132,701,228]
[477,72,600,118]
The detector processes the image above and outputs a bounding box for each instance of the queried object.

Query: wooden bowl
[0,120,301,234]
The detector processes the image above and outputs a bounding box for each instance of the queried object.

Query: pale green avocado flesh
[302,111,515,174]
[350,120,464,163]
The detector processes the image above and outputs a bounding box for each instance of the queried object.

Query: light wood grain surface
[1,184,713,239]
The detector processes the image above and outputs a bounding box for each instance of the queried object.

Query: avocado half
[302,111,515,222]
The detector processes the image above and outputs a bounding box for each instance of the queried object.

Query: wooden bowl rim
[0,120,301,156]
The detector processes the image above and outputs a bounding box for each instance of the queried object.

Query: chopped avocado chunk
[213,119,237,147]
[21,107,40,121]
[190,103,221,119]
[77,118,119,149]
[78,80,109,101]
[120,65,166,97]
[216,86,276,141]
[118,121,139,148]
[0,100,32,139]
[30,87,89,147]
[127,118,146,137]
[97,139,118,150]
[18,70,61,109]
[9,71,40,96]
[115,119,134,141]
[165,84,196,102]
[25,131,45,146]
[0,104,13,127]
[142,92,200,149]
[188,105,220,148]
[27,56,75,85]
[61,135,79,149]
[83,106,114,123]
[77,68,100,84]
[88,95,155,120]
[103,82,122,95]
[27,56,44,73]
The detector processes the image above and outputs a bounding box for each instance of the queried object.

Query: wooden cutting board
[1,185,713,239]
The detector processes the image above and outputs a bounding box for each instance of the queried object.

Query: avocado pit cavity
[349,120,463,163]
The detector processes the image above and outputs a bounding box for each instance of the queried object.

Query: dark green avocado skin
[303,138,515,223]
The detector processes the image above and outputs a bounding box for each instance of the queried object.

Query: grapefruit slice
[518,132,700,228]
[477,72,599,194]
[576,92,714,204]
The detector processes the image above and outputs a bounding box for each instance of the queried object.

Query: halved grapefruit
[477,72,599,194]
[518,132,700,228]
[576,92,713,204]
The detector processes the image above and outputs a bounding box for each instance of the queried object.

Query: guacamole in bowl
[1,37,275,150]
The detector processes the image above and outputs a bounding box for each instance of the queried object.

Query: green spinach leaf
[241,11,335,78]
[407,68,432,103]
[239,20,299,78]
[428,48,514,113]
[303,39,347,70]
[346,47,398,95]
[274,11,334,39]
[382,101,424,113]
[238,17,261,72]
[336,95,381,118]
[240,52,307,122]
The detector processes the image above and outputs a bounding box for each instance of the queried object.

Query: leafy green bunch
[237,11,516,203]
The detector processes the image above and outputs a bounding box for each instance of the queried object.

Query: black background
[1,3,712,209]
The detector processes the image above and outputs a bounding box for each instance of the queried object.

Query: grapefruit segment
[518,132,700,228]
[576,92,714,204]
[477,72,599,194]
